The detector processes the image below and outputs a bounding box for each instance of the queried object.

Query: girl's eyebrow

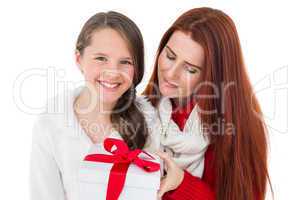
[94,52,108,56]
[121,57,132,60]
[94,52,132,60]
[166,45,202,70]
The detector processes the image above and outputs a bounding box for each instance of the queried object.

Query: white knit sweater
[29,87,160,200]
[158,97,210,178]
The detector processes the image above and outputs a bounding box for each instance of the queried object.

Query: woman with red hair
[144,7,272,200]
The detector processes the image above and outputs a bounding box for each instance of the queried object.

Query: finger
[156,151,168,171]
[158,178,168,198]
[159,177,167,190]
[156,151,175,169]
[155,151,168,160]
[156,151,173,164]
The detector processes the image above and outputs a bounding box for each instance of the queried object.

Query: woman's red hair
[143,7,272,200]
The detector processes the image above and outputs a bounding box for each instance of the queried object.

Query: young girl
[30,11,159,200]
[144,7,272,200]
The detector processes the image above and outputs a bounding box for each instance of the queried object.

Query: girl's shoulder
[32,89,78,140]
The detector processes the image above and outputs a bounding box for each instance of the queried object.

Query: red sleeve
[162,145,216,200]
[162,145,262,200]
[162,170,215,200]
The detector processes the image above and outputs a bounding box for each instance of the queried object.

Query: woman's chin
[160,86,179,98]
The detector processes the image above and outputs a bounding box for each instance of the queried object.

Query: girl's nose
[102,69,121,80]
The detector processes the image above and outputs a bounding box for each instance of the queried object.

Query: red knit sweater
[162,100,215,200]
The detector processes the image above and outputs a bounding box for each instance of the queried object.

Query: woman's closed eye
[185,65,199,74]
[166,51,176,60]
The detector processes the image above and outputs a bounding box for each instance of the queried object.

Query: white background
[0,0,299,199]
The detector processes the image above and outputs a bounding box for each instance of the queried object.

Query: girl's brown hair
[76,11,148,150]
[144,7,272,200]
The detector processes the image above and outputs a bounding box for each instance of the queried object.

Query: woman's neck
[171,96,195,109]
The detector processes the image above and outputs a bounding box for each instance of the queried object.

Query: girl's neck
[74,87,115,123]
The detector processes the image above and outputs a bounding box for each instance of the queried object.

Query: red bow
[84,138,160,200]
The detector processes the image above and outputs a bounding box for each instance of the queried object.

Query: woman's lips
[163,78,178,88]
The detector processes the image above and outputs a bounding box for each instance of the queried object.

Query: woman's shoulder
[135,95,161,152]
[135,95,158,118]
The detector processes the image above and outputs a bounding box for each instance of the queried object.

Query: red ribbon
[84,138,160,200]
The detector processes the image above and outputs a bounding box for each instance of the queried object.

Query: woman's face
[158,31,205,99]
[76,28,134,104]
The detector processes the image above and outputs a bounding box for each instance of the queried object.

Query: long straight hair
[144,7,272,200]
[76,11,148,149]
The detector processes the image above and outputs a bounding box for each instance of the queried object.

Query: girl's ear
[75,50,83,73]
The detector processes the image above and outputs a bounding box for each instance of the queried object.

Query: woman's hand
[156,151,184,198]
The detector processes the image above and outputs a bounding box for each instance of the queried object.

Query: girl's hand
[156,151,184,198]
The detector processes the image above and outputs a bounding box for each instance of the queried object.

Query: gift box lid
[78,144,161,190]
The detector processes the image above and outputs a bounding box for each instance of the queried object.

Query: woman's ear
[75,50,83,73]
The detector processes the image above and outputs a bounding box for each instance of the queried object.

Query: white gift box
[78,144,161,200]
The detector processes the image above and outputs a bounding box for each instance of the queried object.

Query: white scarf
[158,97,210,178]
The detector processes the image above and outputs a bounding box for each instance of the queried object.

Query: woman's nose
[165,62,181,79]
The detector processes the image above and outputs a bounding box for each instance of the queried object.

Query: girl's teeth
[99,81,119,88]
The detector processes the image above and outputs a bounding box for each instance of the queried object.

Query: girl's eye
[166,52,176,60]
[185,66,199,74]
[120,60,133,65]
[95,56,107,62]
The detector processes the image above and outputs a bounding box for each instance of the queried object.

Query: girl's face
[158,31,205,99]
[76,28,135,105]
